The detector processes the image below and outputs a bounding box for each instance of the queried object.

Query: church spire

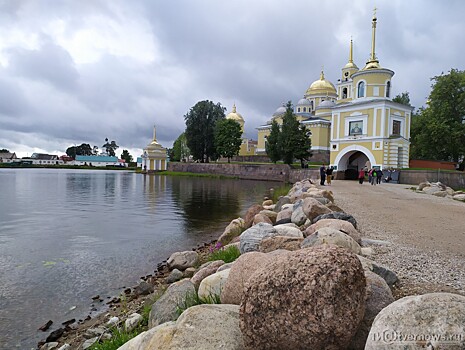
[152,124,157,142]
[349,38,354,64]
[232,103,236,113]
[364,7,381,69]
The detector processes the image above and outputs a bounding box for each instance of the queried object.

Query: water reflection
[0,169,279,349]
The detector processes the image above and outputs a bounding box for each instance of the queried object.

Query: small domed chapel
[231,12,413,174]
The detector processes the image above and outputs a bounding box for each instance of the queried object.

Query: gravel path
[326,180,465,298]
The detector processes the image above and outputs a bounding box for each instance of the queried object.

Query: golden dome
[226,104,244,122]
[306,70,337,96]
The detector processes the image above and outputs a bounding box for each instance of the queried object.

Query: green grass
[175,290,221,317]
[89,327,140,350]
[270,183,292,202]
[207,245,241,263]
[157,171,237,179]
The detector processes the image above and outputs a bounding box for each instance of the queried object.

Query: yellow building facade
[256,12,413,173]
[226,104,257,156]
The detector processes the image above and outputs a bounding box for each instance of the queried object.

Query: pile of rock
[45,179,465,349]
[417,181,465,201]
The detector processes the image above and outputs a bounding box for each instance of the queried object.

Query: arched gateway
[334,146,376,179]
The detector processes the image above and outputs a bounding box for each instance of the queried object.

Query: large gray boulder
[221,252,273,305]
[366,293,465,349]
[357,255,399,287]
[290,200,307,226]
[119,304,244,350]
[349,270,394,350]
[148,279,195,328]
[240,246,366,350]
[217,218,246,246]
[239,222,277,253]
[453,193,465,202]
[274,195,291,213]
[273,224,304,238]
[301,227,362,254]
[167,251,199,271]
[275,208,292,223]
[313,211,357,228]
[190,260,224,290]
[305,218,361,244]
[302,197,332,221]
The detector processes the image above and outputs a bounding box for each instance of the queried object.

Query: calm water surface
[0,169,279,349]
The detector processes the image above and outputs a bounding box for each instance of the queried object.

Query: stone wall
[168,162,291,182]
[399,170,465,190]
[288,169,320,183]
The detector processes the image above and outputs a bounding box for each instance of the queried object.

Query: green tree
[171,133,190,162]
[184,100,225,162]
[410,69,465,164]
[120,149,133,163]
[392,91,412,106]
[102,138,119,157]
[265,120,281,163]
[66,143,93,158]
[0,148,9,153]
[214,119,242,163]
[294,125,313,168]
[280,101,302,165]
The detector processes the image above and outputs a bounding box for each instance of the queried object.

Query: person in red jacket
[358,168,365,184]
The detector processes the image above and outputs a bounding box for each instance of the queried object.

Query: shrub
[175,290,221,317]
[207,244,241,263]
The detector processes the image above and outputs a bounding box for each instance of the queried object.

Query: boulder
[239,222,277,253]
[291,200,307,226]
[273,224,304,238]
[366,293,465,350]
[302,189,334,202]
[192,260,225,290]
[326,202,344,212]
[453,193,465,202]
[119,305,244,350]
[134,281,154,296]
[302,197,332,221]
[253,213,273,225]
[165,269,183,284]
[240,246,366,350]
[259,236,303,253]
[276,208,292,223]
[124,313,143,332]
[243,204,264,229]
[417,181,430,190]
[262,199,273,206]
[217,262,234,272]
[357,255,399,287]
[167,251,199,271]
[274,195,291,212]
[349,270,394,350]
[221,251,273,304]
[148,279,195,328]
[301,227,362,254]
[313,211,357,228]
[198,269,230,299]
[305,218,361,244]
[313,197,330,205]
[217,218,246,246]
[259,209,278,224]
[183,267,196,278]
[432,190,448,197]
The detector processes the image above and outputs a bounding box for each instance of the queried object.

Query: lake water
[0,169,279,349]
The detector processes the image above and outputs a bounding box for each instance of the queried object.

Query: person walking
[319,164,326,186]
[371,169,377,185]
[326,166,334,185]
[376,169,383,184]
[368,168,373,185]
[358,168,365,184]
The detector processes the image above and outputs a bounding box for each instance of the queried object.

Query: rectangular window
[349,121,363,135]
[392,120,401,135]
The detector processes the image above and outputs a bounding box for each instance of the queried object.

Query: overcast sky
[1,0,464,158]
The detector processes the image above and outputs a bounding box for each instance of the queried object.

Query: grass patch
[157,171,237,179]
[175,290,221,317]
[89,327,140,350]
[270,183,292,202]
[207,244,241,263]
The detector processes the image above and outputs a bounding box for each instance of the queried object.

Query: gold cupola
[363,8,381,70]
[226,103,245,132]
[305,70,337,97]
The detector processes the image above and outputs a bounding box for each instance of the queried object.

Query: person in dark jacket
[326,166,334,185]
[320,164,326,186]
[376,169,383,184]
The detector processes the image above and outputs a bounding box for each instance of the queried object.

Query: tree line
[65,139,134,163]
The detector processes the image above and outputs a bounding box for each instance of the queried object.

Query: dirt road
[325,180,465,296]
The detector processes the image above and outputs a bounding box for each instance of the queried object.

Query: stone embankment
[40,179,465,350]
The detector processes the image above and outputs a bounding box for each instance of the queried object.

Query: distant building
[142,125,168,172]
[72,155,126,167]
[0,152,17,163]
[22,153,64,165]
[225,104,257,156]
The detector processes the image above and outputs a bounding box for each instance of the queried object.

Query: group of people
[358,167,383,185]
[319,164,334,186]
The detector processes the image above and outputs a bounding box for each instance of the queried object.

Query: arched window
[386,81,391,98]
[298,107,301,112]
[342,87,348,99]
[357,81,365,98]
[303,107,306,112]
[310,101,314,110]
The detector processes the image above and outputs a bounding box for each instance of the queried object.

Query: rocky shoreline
[37,179,465,350]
